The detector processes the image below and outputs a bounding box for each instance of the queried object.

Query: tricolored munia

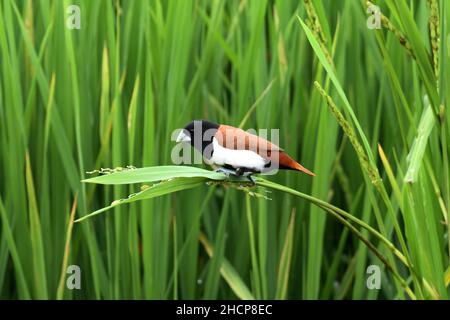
[176,120,315,183]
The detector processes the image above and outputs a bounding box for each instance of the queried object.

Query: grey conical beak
[176,129,191,143]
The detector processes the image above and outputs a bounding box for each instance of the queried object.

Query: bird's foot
[215,167,257,186]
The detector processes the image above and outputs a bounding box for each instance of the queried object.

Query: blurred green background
[0,0,449,299]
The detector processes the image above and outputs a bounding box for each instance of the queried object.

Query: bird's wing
[215,125,284,154]
[215,125,315,176]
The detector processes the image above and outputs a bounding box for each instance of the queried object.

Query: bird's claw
[215,168,257,186]
[247,175,256,185]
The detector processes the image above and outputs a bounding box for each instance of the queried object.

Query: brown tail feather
[292,162,316,176]
[278,152,315,176]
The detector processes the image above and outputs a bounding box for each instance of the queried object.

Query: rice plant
[0,0,449,300]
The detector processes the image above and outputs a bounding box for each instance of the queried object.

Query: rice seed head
[314,81,381,186]
[427,0,440,80]
[304,0,333,65]
[366,1,415,59]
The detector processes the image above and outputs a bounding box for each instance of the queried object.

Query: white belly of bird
[207,138,267,171]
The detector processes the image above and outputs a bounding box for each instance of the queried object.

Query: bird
[176,119,315,183]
